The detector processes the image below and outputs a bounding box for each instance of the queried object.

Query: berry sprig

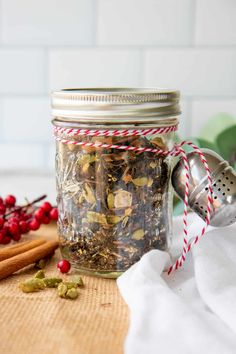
[0,194,58,245]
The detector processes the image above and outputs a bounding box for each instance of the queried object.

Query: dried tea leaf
[151,136,166,150]
[150,161,157,169]
[125,208,132,216]
[68,143,76,151]
[132,229,145,240]
[108,174,118,182]
[87,211,107,224]
[147,178,153,187]
[122,216,129,227]
[114,190,132,208]
[81,146,96,153]
[107,215,122,224]
[83,183,96,205]
[132,177,147,187]
[132,177,153,187]
[132,177,148,187]
[78,154,98,173]
[92,137,113,145]
[122,173,132,184]
[107,193,115,209]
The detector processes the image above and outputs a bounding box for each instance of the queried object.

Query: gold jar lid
[51,88,180,127]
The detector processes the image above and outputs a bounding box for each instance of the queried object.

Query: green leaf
[196,138,220,154]
[181,138,219,154]
[173,199,184,216]
[173,194,180,207]
[173,132,181,144]
[216,125,236,165]
[199,113,236,143]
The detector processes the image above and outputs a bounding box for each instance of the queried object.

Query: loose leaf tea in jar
[51,88,181,278]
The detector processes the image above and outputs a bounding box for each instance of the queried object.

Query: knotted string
[53,125,213,273]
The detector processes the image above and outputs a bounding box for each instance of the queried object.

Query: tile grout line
[93,0,98,46]
[42,142,52,170]
[191,0,197,47]
[0,97,4,142]
[139,49,145,86]
[0,0,2,44]
[186,98,193,137]
[0,44,236,50]
[0,0,3,146]
[43,46,50,95]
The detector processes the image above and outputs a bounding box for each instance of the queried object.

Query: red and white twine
[54,125,177,137]
[53,125,213,274]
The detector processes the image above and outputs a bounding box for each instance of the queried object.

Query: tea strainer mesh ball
[172,148,236,227]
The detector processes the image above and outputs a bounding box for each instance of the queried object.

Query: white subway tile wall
[2,97,51,142]
[144,49,236,96]
[49,49,142,88]
[0,48,45,94]
[195,0,236,45]
[97,0,194,46]
[0,0,235,171]
[1,0,94,45]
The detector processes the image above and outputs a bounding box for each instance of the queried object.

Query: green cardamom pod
[57,283,68,298]
[19,278,46,293]
[66,287,79,300]
[62,281,78,289]
[43,278,62,288]
[70,275,84,287]
[35,259,47,269]
[34,270,45,279]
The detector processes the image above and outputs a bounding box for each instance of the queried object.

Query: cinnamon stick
[0,239,47,261]
[0,240,59,280]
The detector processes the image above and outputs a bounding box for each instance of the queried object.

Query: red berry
[19,220,29,234]
[2,236,11,244]
[12,233,22,242]
[24,213,33,221]
[0,197,3,204]
[50,208,58,221]
[9,222,20,235]
[8,217,18,224]
[0,204,6,214]
[12,212,21,220]
[18,211,26,220]
[0,229,6,242]
[42,216,50,224]
[41,202,52,213]
[29,219,40,231]
[0,218,4,229]
[5,195,16,207]
[34,208,45,221]
[57,259,71,273]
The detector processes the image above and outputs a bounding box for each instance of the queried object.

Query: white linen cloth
[117,215,236,354]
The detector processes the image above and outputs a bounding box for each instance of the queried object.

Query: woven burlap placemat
[0,224,129,354]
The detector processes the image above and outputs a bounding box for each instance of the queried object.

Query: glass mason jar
[51,88,181,278]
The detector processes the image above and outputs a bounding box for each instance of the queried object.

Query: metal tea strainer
[172,148,236,227]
